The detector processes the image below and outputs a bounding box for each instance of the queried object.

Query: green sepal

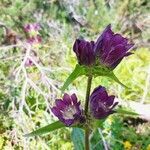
[61,64,128,92]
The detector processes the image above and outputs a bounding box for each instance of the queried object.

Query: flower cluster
[24,23,40,33]
[52,85,118,126]
[51,24,134,127]
[24,23,42,46]
[73,24,134,69]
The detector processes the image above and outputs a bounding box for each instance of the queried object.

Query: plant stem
[85,127,90,150]
[85,75,92,115]
[84,75,92,150]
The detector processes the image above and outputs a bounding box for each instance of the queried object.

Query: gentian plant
[25,24,136,150]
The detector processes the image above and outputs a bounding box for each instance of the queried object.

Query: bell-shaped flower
[94,24,134,69]
[90,86,118,119]
[51,93,85,126]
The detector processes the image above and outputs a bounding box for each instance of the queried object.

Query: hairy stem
[84,75,92,150]
[85,75,93,115]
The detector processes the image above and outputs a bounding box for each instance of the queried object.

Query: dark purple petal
[75,102,81,114]
[71,94,78,104]
[73,39,95,66]
[112,34,128,46]
[51,107,62,118]
[51,93,84,126]
[109,57,124,69]
[63,93,72,105]
[92,107,109,119]
[90,85,118,119]
[106,95,115,106]
[94,24,114,55]
[55,99,66,110]
[94,24,134,69]
[103,44,128,68]
[126,43,134,50]
[64,119,74,126]
[90,86,108,103]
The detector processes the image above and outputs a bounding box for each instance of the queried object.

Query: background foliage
[0,0,150,149]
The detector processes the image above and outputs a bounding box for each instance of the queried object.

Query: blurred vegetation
[0,0,150,149]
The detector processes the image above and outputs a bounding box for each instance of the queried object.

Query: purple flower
[94,24,134,69]
[27,36,42,45]
[51,93,85,126]
[90,86,118,119]
[73,39,95,66]
[25,58,34,67]
[24,23,40,32]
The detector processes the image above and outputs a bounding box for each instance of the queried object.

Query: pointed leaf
[92,66,129,88]
[116,108,138,116]
[24,121,65,137]
[107,72,129,89]
[71,128,84,150]
[61,64,86,92]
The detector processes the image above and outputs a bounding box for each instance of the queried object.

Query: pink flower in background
[24,23,42,46]
[24,23,40,32]
[25,58,34,67]
[27,36,42,45]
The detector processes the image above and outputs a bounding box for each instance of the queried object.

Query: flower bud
[73,39,95,66]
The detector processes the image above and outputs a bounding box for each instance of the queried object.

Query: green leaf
[24,121,65,137]
[107,72,129,89]
[116,108,138,116]
[71,128,84,150]
[61,64,86,92]
[61,64,129,91]
[92,66,128,88]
